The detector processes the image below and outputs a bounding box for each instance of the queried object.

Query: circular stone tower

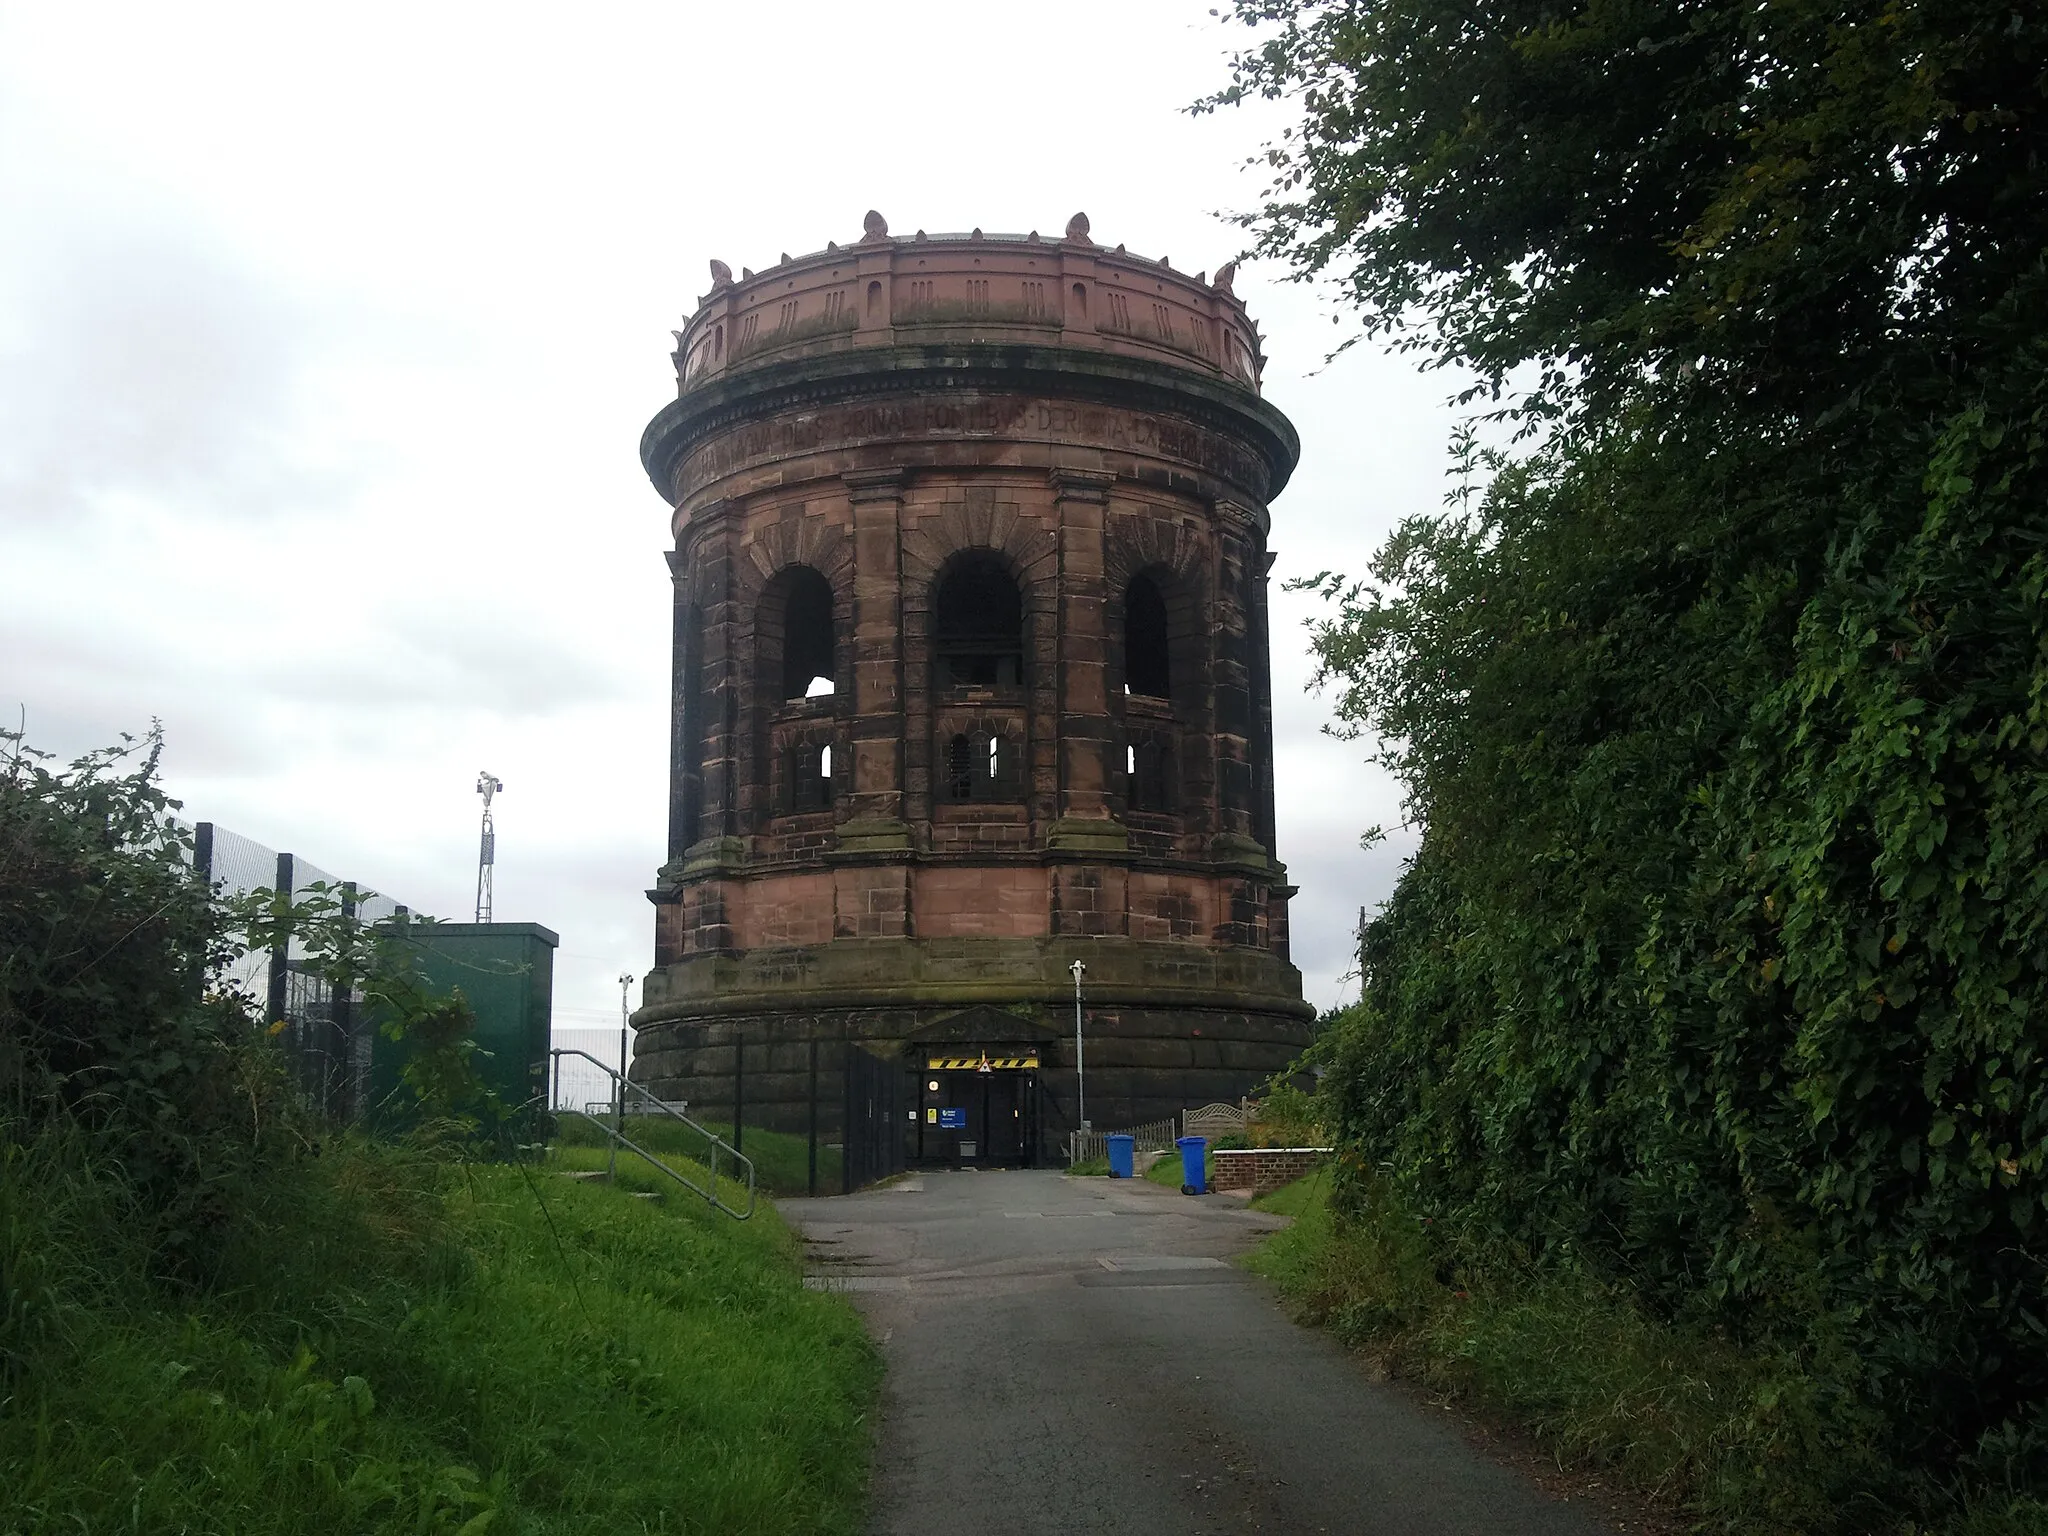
[635,211,1310,1166]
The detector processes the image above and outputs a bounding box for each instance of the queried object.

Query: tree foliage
[0,729,496,1285]
[0,728,273,1274]
[1209,0,2048,1504]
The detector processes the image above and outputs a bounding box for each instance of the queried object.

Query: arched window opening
[776,566,836,699]
[1128,737,1170,814]
[945,730,1022,802]
[1071,282,1087,319]
[714,323,725,359]
[786,740,835,814]
[947,733,974,801]
[1125,574,1171,698]
[934,552,1024,688]
[866,279,882,317]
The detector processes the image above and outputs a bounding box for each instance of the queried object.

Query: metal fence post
[333,881,356,1120]
[267,851,293,1031]
[731,1026,744,1156]
[841,1035,854,1196]
[807,1037,819,1198]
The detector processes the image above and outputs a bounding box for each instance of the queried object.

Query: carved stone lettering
[681,395,1265,500]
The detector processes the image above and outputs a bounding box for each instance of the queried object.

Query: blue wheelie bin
[1175,1135,1208,1195]
[1106,1134,1135,1178]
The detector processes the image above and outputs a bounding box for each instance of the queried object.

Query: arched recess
[933,550,1025,688]
[741,523,853,831]
[1107,515,1211,827]
[760,564,837,700]
[901,497,1059,823]
[1111,560,1204,715]
[1124,572,1172,699]
[753,562,844,825]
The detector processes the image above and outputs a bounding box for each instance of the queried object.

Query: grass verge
[1,1123,879,1535]
[1241,1171,2048,1535]
[553,1112,841,1198]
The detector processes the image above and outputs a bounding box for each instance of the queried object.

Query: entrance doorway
[914,1048,1041,1166]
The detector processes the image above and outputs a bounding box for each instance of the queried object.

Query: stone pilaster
[842,468,911,846]
[1050,468,1117,837]
[1210,499,1259,844]
[686,498,742,852]
[664,546,692,866]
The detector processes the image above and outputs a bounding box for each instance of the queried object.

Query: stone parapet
[670,213,1266,407]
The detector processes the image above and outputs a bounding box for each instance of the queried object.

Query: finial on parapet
[709,259,733,289]
[1065,211,1093,244]
[861,209,889,242]
[1212,261,1238,297]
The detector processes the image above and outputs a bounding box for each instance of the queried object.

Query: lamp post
[613,971,633,1183]
[1069,959,1087,1154]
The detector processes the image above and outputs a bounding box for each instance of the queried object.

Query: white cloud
[0,0,1457,1025]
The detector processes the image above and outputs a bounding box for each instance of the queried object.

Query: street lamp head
[1069,959,1085,981]
[619,971,634,986]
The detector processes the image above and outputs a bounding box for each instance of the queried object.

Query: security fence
[191,821,412,1123]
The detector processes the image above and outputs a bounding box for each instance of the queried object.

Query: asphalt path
[781,1169,1614,1536]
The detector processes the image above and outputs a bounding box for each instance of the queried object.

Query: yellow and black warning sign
[925,1052,1039,1071]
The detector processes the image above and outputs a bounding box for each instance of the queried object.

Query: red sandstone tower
[635,211,1309,1166]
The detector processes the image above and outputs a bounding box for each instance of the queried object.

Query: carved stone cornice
[842,467,909,503]
[1048,467,1115,503]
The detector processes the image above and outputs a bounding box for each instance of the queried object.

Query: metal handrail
[548,1048,756,1220]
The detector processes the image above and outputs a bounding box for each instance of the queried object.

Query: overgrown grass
[1,1121,879,1535]
[1242,1172,2048,1535]
[552,1113,839,1198]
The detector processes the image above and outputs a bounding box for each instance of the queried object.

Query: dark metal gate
[840,1041,905,1194]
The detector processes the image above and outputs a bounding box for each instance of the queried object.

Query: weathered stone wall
[634,1002,1309,1148]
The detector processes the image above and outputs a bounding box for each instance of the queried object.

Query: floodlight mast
[474,772,503,922]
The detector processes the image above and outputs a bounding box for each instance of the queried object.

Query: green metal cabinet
[367,921,558,1124]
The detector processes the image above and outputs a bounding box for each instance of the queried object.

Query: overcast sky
[1,0,1451,1037]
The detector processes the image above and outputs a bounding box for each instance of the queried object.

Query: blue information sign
[938,1107,967,1130]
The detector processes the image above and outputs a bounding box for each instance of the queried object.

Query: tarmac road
[781,1168,1614,1536]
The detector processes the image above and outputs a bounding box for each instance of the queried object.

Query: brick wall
[1210,1147,1331,1196]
